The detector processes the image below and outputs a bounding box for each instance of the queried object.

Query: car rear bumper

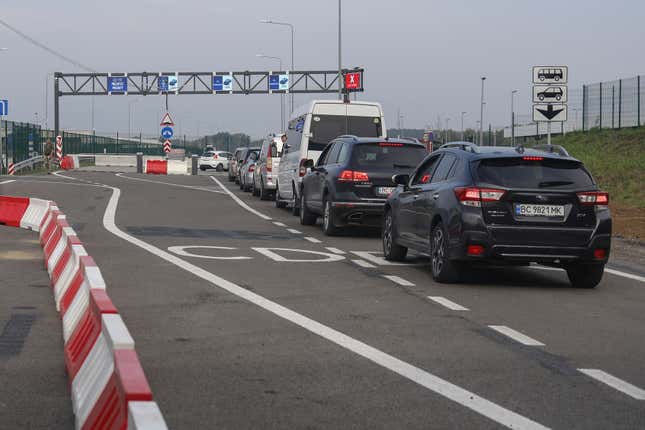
[331,201,385,227]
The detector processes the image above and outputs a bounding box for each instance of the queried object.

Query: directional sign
[213,74,233,91]
[0,100,7,116]
[532,66,568,84]
[107,76,128,93]
[168,74,179,92]
[158,75,169,92]
[279,74,289,91]
[160,112,174,126]
[163,140,172,153]
[161,126,174,139]
[345,72,361,90]
[533,85,568,103]
[533,104,567,122]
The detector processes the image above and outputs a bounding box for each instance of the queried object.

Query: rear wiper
[393,163,415,168]
[538,180,573,188]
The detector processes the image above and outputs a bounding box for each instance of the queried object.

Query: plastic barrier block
[62,257,107,342]
[145,160,167,175]
[127,402,168,430]
[20,198,51,231]
[40,210,63,246]
[0,196,30,227]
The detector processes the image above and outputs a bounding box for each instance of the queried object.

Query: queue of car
[230,99,611,289]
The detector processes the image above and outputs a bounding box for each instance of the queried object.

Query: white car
[199,151,232,171]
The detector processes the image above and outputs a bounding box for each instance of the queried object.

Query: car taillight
[267,157,272,172]
[454,187,505,207]
[299,159,307,177]
[248,164,255,172]
[213,153,218,159]
[522,156,543,161]
[594,248,607,260]
[467,245,485,256]
[577,191,609,206]
[379,142,404,147]
[338,170,370,182]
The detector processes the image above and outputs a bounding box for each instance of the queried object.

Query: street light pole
[479,77,486,146]
[460,111,466,140]
[338,0,343,100]
[511,89,518,147]
[260,19,295,112]
[257,54,284,131]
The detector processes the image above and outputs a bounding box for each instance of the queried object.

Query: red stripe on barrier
[82,350,153,430]
[38,203,57,231]
[40,210,62,246]
[146,160,167,175]
[60,256,97,317]
[0,196,30,227]
[51,245,72,287]
[64,289,118,380]
[43,222,65,262]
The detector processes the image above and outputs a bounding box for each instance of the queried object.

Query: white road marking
[427,296,469,311]
[351,251,416,266]
[117,173,227,194]
[0,179,16,184]
[578,369,645,400]
[325,247,346,255]
[304,236,322,243]
[52,171,79,180]
[488,326,545,346]
[352,259,376,269]
[167,245,252,260]
[604,267,645,283]
[287,228,302,234]
[209,176,272,220]
[383,275,415,287]
[273,221,287,227]
[99,181,549,430]
[252,247,345,263]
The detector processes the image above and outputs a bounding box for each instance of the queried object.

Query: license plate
[376,186,396,196]
[514,204,564,218]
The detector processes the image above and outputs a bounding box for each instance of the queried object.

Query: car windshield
[202,152,214,157]
[350,143,427,170]
[309,115,382,151]
[476,157,595,189]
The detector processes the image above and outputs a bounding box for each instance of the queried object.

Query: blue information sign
[107,76,128,92]
[212,75,233,91]
[0,100,7,116]
[269,75,280,91]
[158,76,169,92]
[161,126,174,139]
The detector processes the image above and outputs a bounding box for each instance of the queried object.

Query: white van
[276,100,387,213]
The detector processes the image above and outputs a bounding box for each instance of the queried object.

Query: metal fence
[582,75,643,130]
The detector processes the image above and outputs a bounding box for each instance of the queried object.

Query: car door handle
[432,193,440,200]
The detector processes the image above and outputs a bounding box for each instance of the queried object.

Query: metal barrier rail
[11,155,46,174]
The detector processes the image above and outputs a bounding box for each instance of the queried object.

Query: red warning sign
[344,72,361,90]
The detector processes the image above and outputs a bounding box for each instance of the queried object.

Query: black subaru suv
[299,136,428,235]
[382,142,611,288]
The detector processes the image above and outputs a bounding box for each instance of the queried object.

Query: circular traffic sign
[161,126,174,139]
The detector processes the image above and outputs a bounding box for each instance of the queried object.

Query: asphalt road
[1,171,644,429]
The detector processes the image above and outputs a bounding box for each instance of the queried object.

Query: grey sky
[2,0,644,139]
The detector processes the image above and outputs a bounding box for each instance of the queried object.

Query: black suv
[382,142,611,288]
[299,136,427,235]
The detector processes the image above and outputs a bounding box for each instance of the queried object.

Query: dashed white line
[488,325,545,346]
[287,228,302,234]
[352,259,376,269]
[0,179,16,185]
[273,221,287,227]
[578,369,645,400]
[209,176,272,220]
[427,296,469,311]
[304,236,322,243]
[383,275,415,287]
[325,247,346,255]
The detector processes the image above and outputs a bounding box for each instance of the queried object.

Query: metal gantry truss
[53,68,364,136]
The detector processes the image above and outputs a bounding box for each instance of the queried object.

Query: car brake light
[577,191,609,206]
[299,159,307,177]
[338,170,370,182]
[248,164,255,172]
[454,187,505,207]
[379,142,404,147]
[267,158,272,172]
[522,156,543,161]
[594,248,607,260]
[467,245,485,256]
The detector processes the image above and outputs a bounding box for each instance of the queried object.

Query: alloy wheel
[432,228,445,275]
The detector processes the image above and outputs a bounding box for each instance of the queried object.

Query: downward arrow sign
[537,104,564,120]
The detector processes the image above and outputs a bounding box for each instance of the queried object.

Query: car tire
[252,181,260,197]
[556,95,561,101]
[382,209,407,261]
[300,191,317,225]
[228,172,235,182]
[275,183,287,208]
[430,222,460,283]
[565,263,604,288]
[291,184,300,216]
[260,180,270,201]
[200,166,207,171]
[216,164,224,172]
[539,95,544,101]
[322,198,339,236]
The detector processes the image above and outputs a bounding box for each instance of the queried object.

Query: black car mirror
[392,173,410,187]
[303,159,314,169]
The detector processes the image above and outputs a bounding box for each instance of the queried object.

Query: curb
[1,194,168,430]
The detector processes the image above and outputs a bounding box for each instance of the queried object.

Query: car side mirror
[392,173,409,187]
[303,159,314,169]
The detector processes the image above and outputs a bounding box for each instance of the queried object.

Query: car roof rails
[337,135,360,141]
[531,144,570,157]
[439,141,480,153]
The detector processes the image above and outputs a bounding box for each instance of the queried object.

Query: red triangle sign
[160,112,174,126]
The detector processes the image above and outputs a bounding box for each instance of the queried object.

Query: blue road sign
[107,76,128,92]
[269,75,280,91]
[0,100,8,116]
[161,126,174,139]
[158,76,169,92]
[213,75,223,91]
[213,75,233,91]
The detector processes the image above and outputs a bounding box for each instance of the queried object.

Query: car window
[430,154,456,183]
[411,155,441,185]
[316,144,333,166]
[325,142,343,165]
[337,142,352,165]
[476,158,595,189]
[350,142,427,170]
[286,117,305,152]
[308,115,382,151]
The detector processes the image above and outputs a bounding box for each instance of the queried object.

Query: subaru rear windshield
[309,115,382,151]
[475,157,595,189]
[351,143,427,170]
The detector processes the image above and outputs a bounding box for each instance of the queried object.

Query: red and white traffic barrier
[0,195,167,430]
[8,162,15,175]
[145,160,167,175]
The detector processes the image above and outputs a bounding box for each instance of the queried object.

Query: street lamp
[511,90,518,146]
[479,77,486,146]
[338,0,342,100]
[257,54,285,131]
[128,99,139,139]
[460,111,467,140]
[260,19,295,112]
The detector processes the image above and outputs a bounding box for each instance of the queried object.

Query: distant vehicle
[199,151,232,171]
[299,136,427,235]
[537,86,563,101]
[537,68,563,81]
[276,99,387,215]
[239,148,260,192]
[228,147,248,183]
[382,142,611,288]
[253,133,286,200]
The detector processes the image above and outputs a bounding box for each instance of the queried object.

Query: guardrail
[10,155,46,174]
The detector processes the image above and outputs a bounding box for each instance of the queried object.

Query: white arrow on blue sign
[0,100,8,116]
[161,126,174,139]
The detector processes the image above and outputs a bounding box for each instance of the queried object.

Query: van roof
[290,99,383,120]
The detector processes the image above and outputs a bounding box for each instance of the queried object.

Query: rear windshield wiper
[393,163,415,168]
[538,180,574,188]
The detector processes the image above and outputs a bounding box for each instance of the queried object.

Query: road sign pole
[54,75,60,140]
[547,121,551,146]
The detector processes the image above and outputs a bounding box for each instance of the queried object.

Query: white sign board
[533,85,568,103]
[533,104,567,122]
[532,66,568,84]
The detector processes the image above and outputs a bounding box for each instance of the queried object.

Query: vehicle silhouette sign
[537,87,563,101]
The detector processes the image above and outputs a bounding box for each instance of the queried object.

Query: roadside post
[532,66,568,145]
[191,154,198,175]
[136,152,143,173]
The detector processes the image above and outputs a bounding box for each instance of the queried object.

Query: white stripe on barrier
[127,402,169,430]
[166,159,187,175]
[47,227,76,275]
[102,314,135,350]
[72,334,113,429]
[39,208,62,240]
[72,155,80,169]
[63,268,107,343]
[20,198,51,232]
[54,244,87,311]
